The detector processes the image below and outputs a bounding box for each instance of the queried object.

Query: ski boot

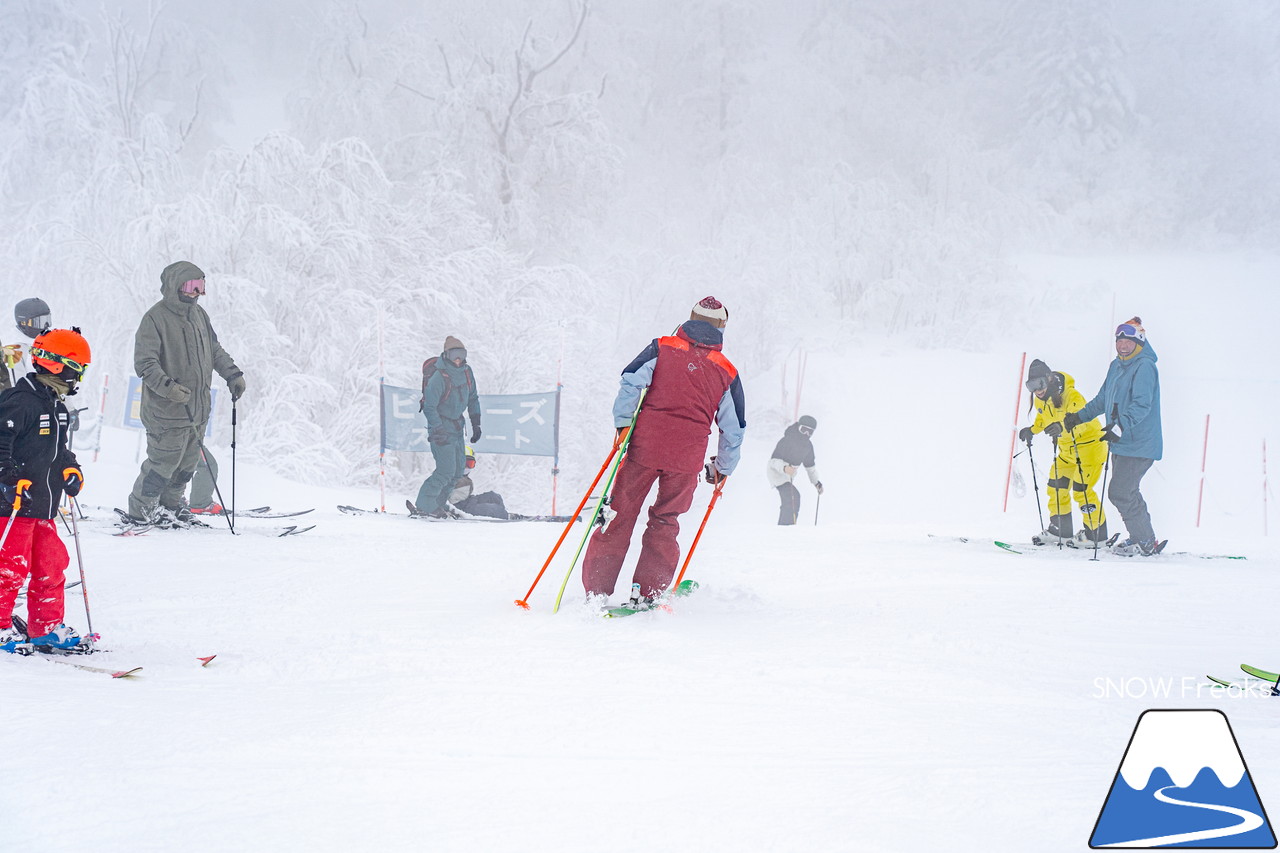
[619,583,655,612]
[0,625,32,655]
[1031,514,1073,547]
[25,622,96,655]
[189,502,225,516]
[165,501,210,528]
[1112,537,1161,557]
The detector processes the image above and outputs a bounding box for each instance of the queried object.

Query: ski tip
[112,667,143,678]
[514,599,530,610]
[197,655,217,667]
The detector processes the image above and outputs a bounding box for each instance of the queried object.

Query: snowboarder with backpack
[124,261,246,526]
[767,415,823,525]
[411,336,481,518]
[1018,359,1109,546]
[0,328,92,654]
[581,296,746,606]
[1063,317,1163,556]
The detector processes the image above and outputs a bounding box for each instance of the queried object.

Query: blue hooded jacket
[1077,340,1162,460]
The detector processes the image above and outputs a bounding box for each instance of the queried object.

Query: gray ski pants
[1107,454,1155,543]
[128,424,205,517]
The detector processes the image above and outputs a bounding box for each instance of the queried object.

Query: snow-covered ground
[4,255,1279,851]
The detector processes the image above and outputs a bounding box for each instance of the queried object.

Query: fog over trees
[1,1,1275,502]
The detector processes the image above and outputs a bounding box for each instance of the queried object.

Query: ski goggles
[1115,323,1145,342]
[798,424,814,437]
[444,347,467,364]
[1025,375,1050,394]
[181,278,206,296]
[17,313,51,335]
[31,347,87,378]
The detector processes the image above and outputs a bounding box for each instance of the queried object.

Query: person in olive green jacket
[125,261,245,525]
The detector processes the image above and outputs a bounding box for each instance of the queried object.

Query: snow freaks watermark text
[1092,676,1276,700]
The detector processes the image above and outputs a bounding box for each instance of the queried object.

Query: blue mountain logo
[1091,709,1276,848]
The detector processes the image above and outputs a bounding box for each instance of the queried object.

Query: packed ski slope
[3,254,1279,852]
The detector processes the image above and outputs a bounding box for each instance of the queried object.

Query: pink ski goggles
[181,278,206,296]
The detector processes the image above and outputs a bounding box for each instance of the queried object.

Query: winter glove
[1061,411,1082,433]
[62,466,83,497]
[470,425,482,444]
[0,459,20,487]
[614,427,630,448]
[815,481,824,495]
[227,373,246,402]
[163,379,191,404]
[1018,426,1034,444]
[428,431,449,446]
[1043,421,1063,439]
[1,477,31,511]
[704,458,727,486]
[2,343,22,369]
[1102,423,1123,442]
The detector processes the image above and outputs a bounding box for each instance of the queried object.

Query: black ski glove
[1061,411,1083,433]
[62,466,83,497]
[815,481,824,495]
[1043,421,1063,439]
[704,458,727,486]
[1018,427,1033,444]
[0,459,20,487]
[471,425,482,444]
[1102,423,1123,442]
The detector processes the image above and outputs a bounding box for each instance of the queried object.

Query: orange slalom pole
[515,434,624,609]
[672,481,725,591]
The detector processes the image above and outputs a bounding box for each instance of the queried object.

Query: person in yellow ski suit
[1018,359,1109,546]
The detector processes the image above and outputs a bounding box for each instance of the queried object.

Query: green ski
[1241,664,1279,682]
[603,579,699,619]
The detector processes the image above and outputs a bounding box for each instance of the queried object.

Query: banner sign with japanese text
[380,383,559,457]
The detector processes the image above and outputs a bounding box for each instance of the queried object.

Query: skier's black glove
[815,481,824,495]
[1102,423,1123,442]
[427,431,448,445]
[471,425,482,444]
[1062,411,1083,433]
[1018,427,1033,444]
[704,458,727,486]
[1043,421,1063,439]
[0,459,20,487]
[62,466,83,497]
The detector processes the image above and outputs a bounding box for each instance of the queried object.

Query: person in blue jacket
[1063,317,1162,556]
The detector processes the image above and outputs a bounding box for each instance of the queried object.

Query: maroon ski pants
[582,458,698,599]
[0,518,70,637]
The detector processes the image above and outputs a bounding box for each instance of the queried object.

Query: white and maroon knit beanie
[691,296,729,323]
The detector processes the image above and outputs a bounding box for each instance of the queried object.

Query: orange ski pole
[672,479,724,590]
[515,433,625,609]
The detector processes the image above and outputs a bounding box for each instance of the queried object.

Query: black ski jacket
[0,374,79,519]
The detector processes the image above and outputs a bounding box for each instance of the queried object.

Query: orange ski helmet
[31,327,91,379]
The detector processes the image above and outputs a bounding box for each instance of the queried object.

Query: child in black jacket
[0,328,91,654]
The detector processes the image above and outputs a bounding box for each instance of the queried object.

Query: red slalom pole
[515,437,623,609]
[672,481,725,591]
[1003,352,1027,512]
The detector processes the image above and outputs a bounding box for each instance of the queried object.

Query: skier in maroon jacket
[582,297,746,606]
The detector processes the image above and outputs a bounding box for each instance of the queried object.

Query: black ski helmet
[798,415,817,434]
[15,297,51,340]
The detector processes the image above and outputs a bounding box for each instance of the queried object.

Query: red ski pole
[672,479,725,591]
[515,435,623,609]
